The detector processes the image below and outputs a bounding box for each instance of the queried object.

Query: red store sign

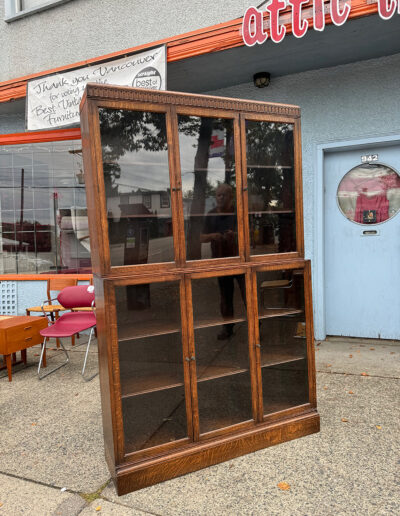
[242,0,399,46]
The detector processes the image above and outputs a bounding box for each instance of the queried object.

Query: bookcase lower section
[113,410,320,495]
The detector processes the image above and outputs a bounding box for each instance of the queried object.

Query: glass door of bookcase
[241,116,298,258]
[187,270,255,437]
[253,266,310,418]
[98,106,179,271]
[176,112,243,265]
[113,277,192,456]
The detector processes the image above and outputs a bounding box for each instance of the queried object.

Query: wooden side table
[0,316,48,381]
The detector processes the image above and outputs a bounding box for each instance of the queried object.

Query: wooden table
[0,316,48,381]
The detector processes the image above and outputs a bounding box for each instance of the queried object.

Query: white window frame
[5,0,74,22]
[142,193,152,210]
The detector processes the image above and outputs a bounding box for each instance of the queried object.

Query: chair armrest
[41,297,59,323]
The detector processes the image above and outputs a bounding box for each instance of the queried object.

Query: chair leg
[82,327,98,382]
[38,337,69,380]
[53,311,61,348]
[5,354,12,382]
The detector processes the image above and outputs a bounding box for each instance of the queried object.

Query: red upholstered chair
[38,285,97,381]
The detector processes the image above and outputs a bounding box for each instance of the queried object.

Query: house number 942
[361,154,378,163]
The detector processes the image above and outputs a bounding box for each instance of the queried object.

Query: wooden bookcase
[80,84,319,495]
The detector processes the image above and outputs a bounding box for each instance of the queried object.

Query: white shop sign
[26,45,166,131]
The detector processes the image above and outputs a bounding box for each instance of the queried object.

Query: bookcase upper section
[80,84,304,277]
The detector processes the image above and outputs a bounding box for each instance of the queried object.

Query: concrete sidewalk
[0,337,399,515]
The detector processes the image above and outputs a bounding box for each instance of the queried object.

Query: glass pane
[99,108,174,267]
[246,121,296,255]
[0,140,91,274]
[178,116,238,261]
[0,168,13,187]
[0,152,12,168]
[122,388,187,454]
[191,275,253,433]
[337,163,400,224]
[256,269,309,415]
[115,281,187,453]
[2,232,17,253]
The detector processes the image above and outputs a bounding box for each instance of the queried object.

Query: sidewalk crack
[316,370,400,380]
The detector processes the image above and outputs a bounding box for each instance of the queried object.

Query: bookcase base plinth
[114,410,320,495]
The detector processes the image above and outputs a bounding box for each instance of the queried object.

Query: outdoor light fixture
[253,72,270,88]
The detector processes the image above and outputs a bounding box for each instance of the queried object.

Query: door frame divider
[314,132,400,341]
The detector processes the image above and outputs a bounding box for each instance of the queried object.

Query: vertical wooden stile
[184,274,200,441]
[179,275,194,440]
[304,260,317,407]
[239,113,250,262]
[294,117,305,257]
[245,268,260,423]
[167,105,185,267]
[233,114,245,262]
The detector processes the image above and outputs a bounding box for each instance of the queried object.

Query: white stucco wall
[207,52,400,263]
[0,0,250,83]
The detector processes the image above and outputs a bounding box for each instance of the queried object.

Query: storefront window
[0,139,91,274]
[337,163,400,224]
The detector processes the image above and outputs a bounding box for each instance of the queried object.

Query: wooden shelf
[120,366,184,398]
[260,279,291,288]
[247,165,293,169]
[119,321,181,341]
[185,212,236,217]
[258,308,303,320]
[121,362,249,399]
[260,348,305,368]
[249,210,294,215]
[181,167,235,173]
[106,161,169,167]
[109,214,172,220]
[197,364,248,383]
[263,399,305,415]
[194,315,246,330]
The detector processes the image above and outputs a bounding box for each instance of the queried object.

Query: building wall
[0,0,250,83]
[2,34,400,324]
[207,53,400,262]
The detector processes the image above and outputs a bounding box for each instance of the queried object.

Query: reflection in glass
[192,275,246,339]
[116,281,181,340]
[337,164,400,224]
[191,275,253,433]
[0,140,91,273]
[115,281,187,453]
[256,269,309,415]
[178,116,238,261]
[99,108,173,266]
[246,121,296,255]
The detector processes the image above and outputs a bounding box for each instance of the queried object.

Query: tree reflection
[178,115,236,260]
[246,122,294,211]
[99,109,168,195]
